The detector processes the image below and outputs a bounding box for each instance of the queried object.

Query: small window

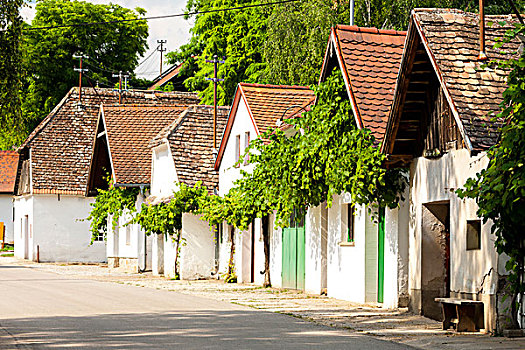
[466,220,481,250]
[342,204,355,243]
[235,134,241,166]
[93,230,104,242]
[125,225,131,246]
[244,131,250,165]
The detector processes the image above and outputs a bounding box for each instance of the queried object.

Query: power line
[25,0,300,31]
[136,48,158,68]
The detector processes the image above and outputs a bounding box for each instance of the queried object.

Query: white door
[23,215,29,259]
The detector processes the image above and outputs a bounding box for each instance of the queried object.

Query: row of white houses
[6,8,523,333]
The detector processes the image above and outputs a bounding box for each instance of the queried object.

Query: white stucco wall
[217,98,257,196]
[0,195,14,244]
[151,144,178,198]
[409,149,498,298]
[234,218,265,285]
[179,213,215,280]
[13,195,33,259]
[15,194,106,262]
[305,205,325,295]
[269,213,283,288]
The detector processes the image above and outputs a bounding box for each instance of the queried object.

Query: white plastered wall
[179,213,215,280]
[409,148,499,329]
[0,195,14,243]
[15,194,105,262]
[217,96,260,282]
[13,195,33,260]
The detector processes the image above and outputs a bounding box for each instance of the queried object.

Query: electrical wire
[25,0,300,31]
[136,48,159,68]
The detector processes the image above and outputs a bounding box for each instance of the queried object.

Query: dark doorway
[421,201,450,320]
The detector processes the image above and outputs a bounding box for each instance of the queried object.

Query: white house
[382,9,521,331]
[314,25,409,308]
[213,83,316,287]
[149,105,229,280]
[14,87,198,262]
[0,151,18,245]
[87,103,199,272]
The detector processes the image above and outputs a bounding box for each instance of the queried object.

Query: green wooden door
[377,207,385,303]
[282,215,305,290]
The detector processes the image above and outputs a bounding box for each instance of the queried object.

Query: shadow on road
[1,310,412,350]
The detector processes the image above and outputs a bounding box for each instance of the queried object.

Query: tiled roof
[239,83,316,134]
[412,9,520,151]
[103,105,189,186]
[0,151,19,193]
[152,105,229,192]
[214,83,315,170]
[148,62,183,90]
[330,25,406,143]
[20,87,199,194]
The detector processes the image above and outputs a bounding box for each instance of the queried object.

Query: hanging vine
[85,176,140,244]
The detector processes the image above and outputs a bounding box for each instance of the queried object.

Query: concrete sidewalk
[3,257,524,350]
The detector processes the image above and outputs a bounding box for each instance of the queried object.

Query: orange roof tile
[239,83,316,134]
[151,105,229,192]
[0,151,18,193]
[412,9,520,151]
[214,83,315,170]
[324,25,406,144]
[102,105,189,186]
[19,87,199,194]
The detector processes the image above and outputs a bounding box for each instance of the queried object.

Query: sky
[21,0,193,80]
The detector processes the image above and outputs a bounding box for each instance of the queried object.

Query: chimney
[478,0,488,60]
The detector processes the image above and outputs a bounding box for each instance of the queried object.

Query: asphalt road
[0,264,412,349]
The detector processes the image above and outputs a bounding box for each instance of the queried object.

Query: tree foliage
[200,70,407,229]
[457,23,525,329]
[167,0,269,105]
[0,0,25,149]
[0,0,149,150]
[84,177,140,244]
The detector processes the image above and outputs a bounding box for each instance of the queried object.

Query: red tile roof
[151,105,229,192]
[19,87,199,195]
[321,25,406,144]
[411,9,520,151]
[214,83,315,170]
[0,151,19,194]
[102,105,189,186]
[239,83,316,133]
[148,62,183,90]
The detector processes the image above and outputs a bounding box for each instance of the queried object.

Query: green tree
[167,0,270,105]
[21,0,149,138]
[0,0,25,149]
[457,23,525,329]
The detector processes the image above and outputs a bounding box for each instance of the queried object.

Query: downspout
[350,0,355,26]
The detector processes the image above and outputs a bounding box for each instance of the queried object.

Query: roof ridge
[412,7,520,19]
[102,104,191,109]
[239,82,311,90]
[335,24,406,36]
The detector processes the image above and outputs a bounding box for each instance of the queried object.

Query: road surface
[0,264,412,349]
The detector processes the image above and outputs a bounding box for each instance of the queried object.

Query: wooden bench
[435,298,484,332]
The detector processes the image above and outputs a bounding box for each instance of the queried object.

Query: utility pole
[112,71,124,104]
[205,55,225,150]
[157,39,167,76]
[73,53,89,103]
[350,0,355,26]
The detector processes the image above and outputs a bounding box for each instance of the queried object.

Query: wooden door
[282,213,305,290]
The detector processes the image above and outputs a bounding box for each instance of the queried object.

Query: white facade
[217,96,260,283]
[0,195,14,244]
[13,194,106,262]
[408,148,502,331]
[106,192,152,272]
[150,143,218,280]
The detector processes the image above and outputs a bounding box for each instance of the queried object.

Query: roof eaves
[411,9,473,151]
[214,86,243,171]
[332,26,364,129]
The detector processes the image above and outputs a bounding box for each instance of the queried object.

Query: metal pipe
[478,0,488,60]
